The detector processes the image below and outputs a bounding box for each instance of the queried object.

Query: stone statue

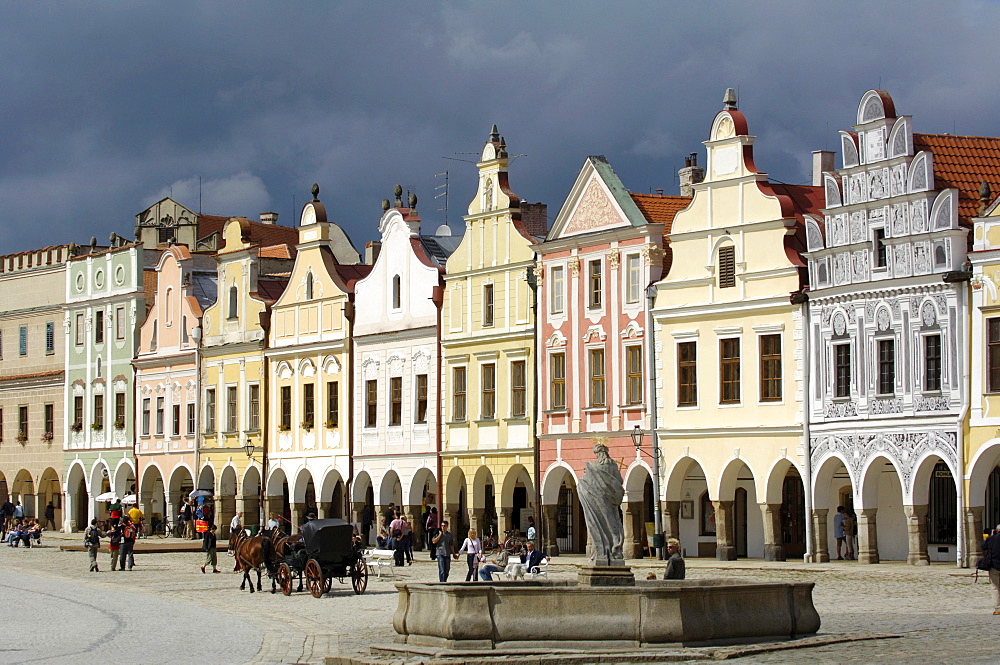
[578,443,625,566]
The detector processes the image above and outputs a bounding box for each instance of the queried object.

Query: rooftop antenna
[435,171,449,229]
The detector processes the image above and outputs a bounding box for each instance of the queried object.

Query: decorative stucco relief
[564,178,619,234]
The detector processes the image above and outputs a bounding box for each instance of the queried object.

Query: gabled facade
[200,219,296,535]
[440,127,543,541]
[265,187,368,532]
[351,195,460,545]
[134,245,217,528]
[803,90,990,565]
[535,155,686,556]
[63,242,156,531]
[653,93,820,561]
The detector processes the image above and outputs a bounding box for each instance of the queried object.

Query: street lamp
[631,424,665,560]
[244,436,256,462]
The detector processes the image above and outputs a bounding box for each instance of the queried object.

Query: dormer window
[718,246,736,289]
[228,286,238,319]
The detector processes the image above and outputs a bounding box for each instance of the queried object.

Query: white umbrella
[95,492,118,502]
[121,494,138,505]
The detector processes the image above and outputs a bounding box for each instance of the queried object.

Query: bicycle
[153,516,180,538]
[481,525,499,552]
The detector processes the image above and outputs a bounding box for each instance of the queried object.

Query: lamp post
[632,424,664,560]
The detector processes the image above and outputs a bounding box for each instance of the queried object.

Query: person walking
[425,507,439,560]
[44,502,56,532]
[833,505,847,560]
[201,524,220,574]
[119,516,138,571]
[84,519,103,572]
[458,528,483,581]
[983,524,1000,615]
[432,520,457,582]
[108,520,122,571]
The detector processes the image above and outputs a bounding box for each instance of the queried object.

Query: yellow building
[265,186,367,532]
[652,92,821,560]
[199,219,296,535]
[440,127,545,540]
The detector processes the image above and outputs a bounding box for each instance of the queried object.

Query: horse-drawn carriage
[274,518,368,597]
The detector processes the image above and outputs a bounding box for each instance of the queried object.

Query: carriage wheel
[323,577,332,594]
[278,563,293,596]
[352,557,368,595]
[305,559,324,598]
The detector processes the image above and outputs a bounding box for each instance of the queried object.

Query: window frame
[759,334,783,402]
[187,403,195,435]
[452,367,467,422]
[876,337,895,396]
[588,259,603,308]
[481,363,497,420]
[279,386,291,430]
[116,306,126,340]
[625,253,642,304]
[326,381,339,428]
[989,318,1000,393]
[510,361,527,418]
[206,388,217,433]
[44,403,54,435]
[94,394,104,429]
[141,398,150,436]
[45,321,55,354]
[19,325,27,356]
[550,265,565,315]
[873,228,888,269]
[18,405,28,439]
[833,342,852,399]
[155,397,164,435]
[589,347,606,408]
[75,313,85,346]
[227,385,239,432]
[924,333,942,393]
[365,379,378,428]
[677,341,698,407]
[172,403,181,436]
[625,345,643,405]
[303,383,315,427]
[550,353,566,410]
[389,377,403,426]
[248,384,260,431]
[719,337,741,404]
[74,395,84,429]
[415,374,428,424]
[94,310,104,344]
[483,283,495,327]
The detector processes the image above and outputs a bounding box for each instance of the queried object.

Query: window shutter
[718,246,736,288]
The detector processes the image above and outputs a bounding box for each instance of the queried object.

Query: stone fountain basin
[393,579,820,650]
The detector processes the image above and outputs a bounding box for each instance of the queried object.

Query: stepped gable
[629,192,691,277]
[913,133,1000,227]
[765,183,824,268]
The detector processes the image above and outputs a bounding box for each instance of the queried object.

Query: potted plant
[15,432,27,444]
[41,431,54,442]
[301,418,314,430]
[113,417,126,430]
[70,421,83,433]
[91,421,103,431]
[325,418,337,429]
[278,423,291,432]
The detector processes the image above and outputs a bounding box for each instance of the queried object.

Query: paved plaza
[0,532,996,664]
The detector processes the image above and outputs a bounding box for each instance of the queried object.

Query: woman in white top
[457,528,483,581]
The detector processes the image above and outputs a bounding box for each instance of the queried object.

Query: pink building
[535,156,689,556]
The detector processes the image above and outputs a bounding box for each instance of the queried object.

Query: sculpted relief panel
[564,177,620,234]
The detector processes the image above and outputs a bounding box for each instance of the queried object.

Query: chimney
[811,151,835,187]
[678,152,704,197]
[365,240,382,265]
[520,202,548,237]
[260,211,279,225]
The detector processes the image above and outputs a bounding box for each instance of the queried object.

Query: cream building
[200,219,296,535]
[351,194,460,545]
[265,186,367,532]
[440,126,546,540]
[652,92,821,560]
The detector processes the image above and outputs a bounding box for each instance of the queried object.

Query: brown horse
[228,530,272,593]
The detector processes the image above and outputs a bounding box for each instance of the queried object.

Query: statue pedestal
[578,565,635,587]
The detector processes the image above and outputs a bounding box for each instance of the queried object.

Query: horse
[228,529,272,593]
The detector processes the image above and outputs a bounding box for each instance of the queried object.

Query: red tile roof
[198,216,300,248]
[258,244,296,259]
[254,278,290,303]
[334,264,373,290]
[0,369,64,382]
[629,193,692,279]
[913,133,1000,227]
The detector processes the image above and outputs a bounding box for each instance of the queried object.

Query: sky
[1,1,997,255]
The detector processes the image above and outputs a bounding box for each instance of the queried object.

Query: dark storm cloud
[1,1,998,254]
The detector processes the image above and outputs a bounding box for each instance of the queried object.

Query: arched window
[164,288,173,325]
[228,285,238,319]
[150,321,158,352]
[392,275,401,309]
[306,272,314,300]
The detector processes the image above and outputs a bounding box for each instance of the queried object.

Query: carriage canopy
[300,518,353,564]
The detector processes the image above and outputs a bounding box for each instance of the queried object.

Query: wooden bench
[365,548,398,579]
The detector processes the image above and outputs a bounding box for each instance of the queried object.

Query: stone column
[497,507,514,539]
[467,508,485,538]
[443,503,460,535]
[622,501,645,559]
[289,502,306,531]
[966,506,985,568]
[761,503,786,561]
[856,508,879,564]
[163,491,177,533]
[713,500,736,561]
[811,509,829,563]
[405,505,423,550]
[664,501,680,542]
[351,501,368,543]
[542,504,560,556]
[904,504,930,565]
[318,500,333,520]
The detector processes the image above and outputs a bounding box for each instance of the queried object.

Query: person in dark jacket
[664,538,686,579]
[201,524,220,574]
[983,525,1000,615]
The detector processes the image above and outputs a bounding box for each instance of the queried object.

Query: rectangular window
[626,346,643,405]
[172,404,181,436]
[45,321,54,354]
[390,377,403,426]
[626,254,642,304]
[155,397,164,434]
[760,334,783,401]
[834,343,851,398]
[76,313,84,346]
[990,319,1000,393]
[718,246,736,289]
[925,334,942,392]
[227,386,238,431]
[303,383,315,427]
[116,306,126,340]
[550,266,565,314]
[141,398,150,436]
[94,395,104,428]
[206,389,217,433]
[589,260,602,308]
[115,392,126,427]
[326,381,338,428]
[873,228,888,268]
[187,403,195,435]
[550,353,566,409]
[678,342,698,406]
[877,338,895,395]
[481,364,496,419]
[94,310,104,344]
[453,367,467,421]
[483,283,494,327]
[719,338,741,403]
[511,361,526,417]
[279,386,291,430]
[249,384,260,430]
[415,375,428,424]
[589,348,606,407]
[18,405,28,439]
[44,403,53,435]
[365,380,378,427]
[19,325,27,356]
[74,395,84,428]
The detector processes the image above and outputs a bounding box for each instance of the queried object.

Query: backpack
[84,528,99,547]
[110,531,122,547]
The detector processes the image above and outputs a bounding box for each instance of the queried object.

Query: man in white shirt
[230,511,243,537]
